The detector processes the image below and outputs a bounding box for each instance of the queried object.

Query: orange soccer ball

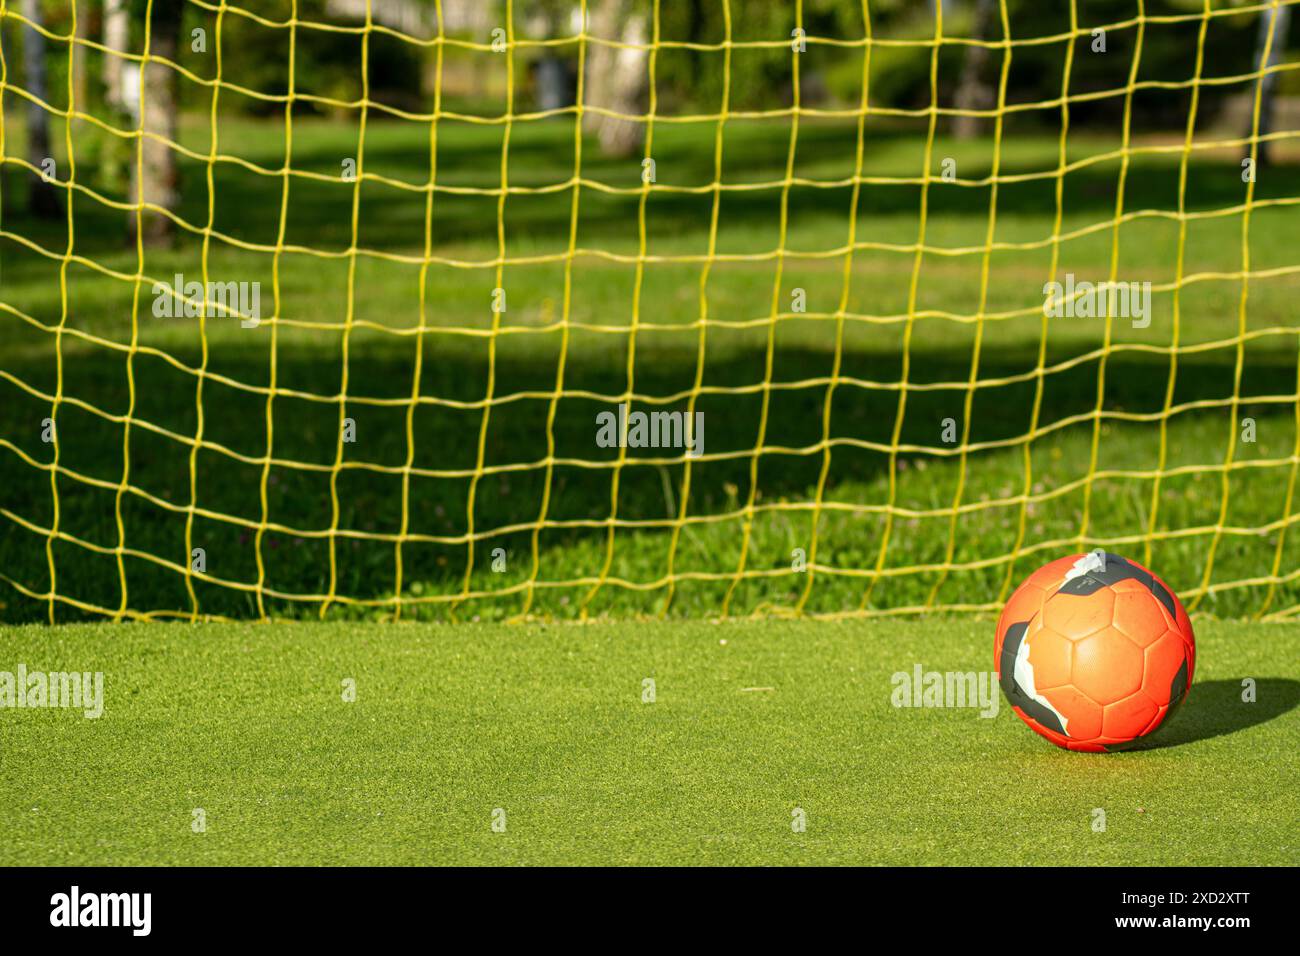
[994,552,1195,752]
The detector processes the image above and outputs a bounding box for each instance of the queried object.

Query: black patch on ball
[1055,551,1177,621]
[1167,657,1189,712]
[999,619,1066,736]
[999,621,1028,701]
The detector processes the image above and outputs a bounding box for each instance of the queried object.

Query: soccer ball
[994,552,1195,752]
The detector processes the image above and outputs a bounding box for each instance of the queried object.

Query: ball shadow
[1129,678,1300,751]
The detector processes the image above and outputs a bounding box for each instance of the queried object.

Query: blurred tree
[953,0,996,139]
[583,0,648,157]
[21,0,61,218]
[523,0,576,111]
[937,0,1282,132]
[69,0,86,111]
[131,0,182,246]
[39,0,1287,148]
[1250,0,1292,166]
[103,0,129,110]
[189,0,424,115]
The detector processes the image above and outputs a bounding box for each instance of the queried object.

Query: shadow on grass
[1132,677,1300,751]
[0,333,1297,621]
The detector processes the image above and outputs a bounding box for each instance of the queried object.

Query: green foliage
[5,1,1291,123]
[651,0,881,111]
[638,0,1282,124]
[172,0,427,115]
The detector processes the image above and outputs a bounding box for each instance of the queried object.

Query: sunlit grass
[0,618,1294,865]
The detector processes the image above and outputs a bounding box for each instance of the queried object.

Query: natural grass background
[3,113,1300,622]
[0,618,1295,866]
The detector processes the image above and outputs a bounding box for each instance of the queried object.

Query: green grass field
[0,617,1295,866]
[3,74,1299,868]
[4,114,1300,623]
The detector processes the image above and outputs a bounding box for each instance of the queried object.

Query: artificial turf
[0,617,1294,866]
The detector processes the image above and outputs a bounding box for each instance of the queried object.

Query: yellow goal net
[1,0,1299,624]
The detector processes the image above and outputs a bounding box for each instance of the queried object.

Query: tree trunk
[72,0,87,111]
[1250,2,1292,167]
[688,0,707,93]
[22,0,61,217]
[953,0,996,140]
[535,54,569,112]
[131,2,182,246]
[583,0,648,158]
[102,0,129,110]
